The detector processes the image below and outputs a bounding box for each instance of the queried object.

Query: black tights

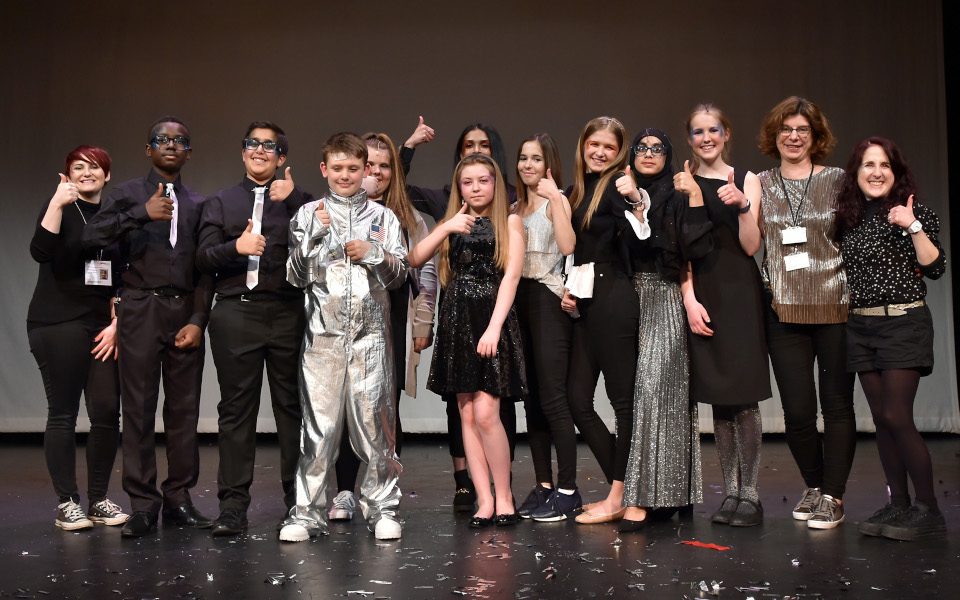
[859,369,937,508]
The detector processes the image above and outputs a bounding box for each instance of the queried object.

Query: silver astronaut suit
[285,189,408,532]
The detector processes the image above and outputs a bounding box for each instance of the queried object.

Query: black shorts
[846,305,934,376]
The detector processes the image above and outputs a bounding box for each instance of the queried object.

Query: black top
[27,199,118,329]
[630,187,713,282]
[571,173,634,272]
[841,199,945,308]
[197,176,313,296]
[81,169,213,328]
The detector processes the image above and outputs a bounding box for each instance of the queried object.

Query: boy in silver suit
[280,132,408,542]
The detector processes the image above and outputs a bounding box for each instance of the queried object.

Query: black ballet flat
[494,513,519,527]
[617,518,648,533]
[711,496,740,525]
[469,515,494,529]
[678,504,694,519]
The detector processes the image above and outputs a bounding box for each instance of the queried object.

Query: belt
[138,286,189,298]
[216,291,299,303]
[850,300,925,317]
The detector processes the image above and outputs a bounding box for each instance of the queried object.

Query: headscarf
[628,127,683,280]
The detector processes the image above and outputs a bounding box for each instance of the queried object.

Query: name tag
[784,252,810,272]
[84,260,112,286]
[782,226,807,245]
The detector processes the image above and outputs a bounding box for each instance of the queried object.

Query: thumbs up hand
[444,202,477,235]
[673,160,704,206]
[535,168,563,202]
[888,194,918,229]
[145,183,174,221]
[269,166,294,202]
[404,115,436,149]
[615,165,641,203]
[718,168,747,209]
[52,172,79,207]
[315,199,331,227]
[236,218,267,256]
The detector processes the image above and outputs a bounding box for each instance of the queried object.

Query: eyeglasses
[634,143,667,156]
[243,138,279,153]
[779,125,812,139]
[151,134,190,149]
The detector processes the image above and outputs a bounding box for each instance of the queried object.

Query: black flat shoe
[121,511,158,538]
[163,502,213,529]
[494,513,519,527]
[617,518,649,533]
[211,509,248,537]
[469,515,494,529]
[729,499,763,527]
[677,504,694,519]
[711,496,739,525]
[454,486,478,513]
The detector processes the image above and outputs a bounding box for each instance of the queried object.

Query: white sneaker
[279,523,311,543]
[374,517,402,540]
[807,494,845,530]
[56,500,94,531]
[791,488,821,521]
[89,498,130,526]
[328,491,356,521]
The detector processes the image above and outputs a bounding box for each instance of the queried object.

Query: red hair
[65,145,112,177]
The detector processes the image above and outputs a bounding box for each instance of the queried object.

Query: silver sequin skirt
[623,273,703,508]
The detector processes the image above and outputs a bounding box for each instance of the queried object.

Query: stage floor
[0,436,956,599]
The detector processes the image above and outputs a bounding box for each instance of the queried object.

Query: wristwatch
[907,219,923,235]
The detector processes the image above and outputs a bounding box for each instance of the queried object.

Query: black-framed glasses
[779,125,812,138]
[243,137,279,153]
[151,134,190,149]
[634,143,667,156]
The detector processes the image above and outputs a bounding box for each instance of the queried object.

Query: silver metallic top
[521,200,565,298]
[759,166,848,324]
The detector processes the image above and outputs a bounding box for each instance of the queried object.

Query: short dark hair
[147,115,189,142]
[244,121,289,156]
[321,132,367,163]
[65,145,112,177]
[757,96,836,163]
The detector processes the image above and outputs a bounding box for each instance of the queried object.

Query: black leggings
[28,318,120,504]
[859,368,937,508]
[566,265,638,483]
[766,306,856,497]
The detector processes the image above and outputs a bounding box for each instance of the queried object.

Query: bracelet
[738,199,752,214]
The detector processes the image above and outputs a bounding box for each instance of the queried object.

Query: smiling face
[321,152,368,197]
[68,157,110,197]
[582,129,619,173]
[517,140,546,188]
[146,121,191,176]
[633,135,667,177]
[365,145,393,200]
[776,114,813,165]
[458,163,496,215]
[243,127,286,184]
[687,112,728,163]
[857,144,895,200]
[461,128,492,158]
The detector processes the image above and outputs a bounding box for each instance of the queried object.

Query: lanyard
[776,163,814,227]
[74,202,104,260]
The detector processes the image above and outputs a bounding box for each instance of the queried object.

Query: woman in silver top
[757,97,855,530]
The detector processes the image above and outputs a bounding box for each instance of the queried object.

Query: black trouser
[516,278,577,489]
[766,304,856,498]
[117,289,204,514]
[28,317,120,504]
[567,264,638,483]
[209,295,304,513]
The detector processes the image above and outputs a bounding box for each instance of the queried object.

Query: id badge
[782,226,807,245]
[84,260,112,286]
[784,252,810,272]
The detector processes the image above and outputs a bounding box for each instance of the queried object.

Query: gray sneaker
[807,494,844,530]
[89,498,130,526]
[327,490,356,521]
[56,500,94,531]
[791,488,821,521]
[858,503,909,537]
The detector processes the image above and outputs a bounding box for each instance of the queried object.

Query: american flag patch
[370,223,385,243]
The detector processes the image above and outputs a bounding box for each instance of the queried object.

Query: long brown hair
[514,133,564,214]
[569,116,628,230]
[361,132,419,235]
[438,154,511,287]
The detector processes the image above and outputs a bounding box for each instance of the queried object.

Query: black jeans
[766,303,856,497]
[567,264,639,483]
[516,278,577,489]
[29,317,120,504]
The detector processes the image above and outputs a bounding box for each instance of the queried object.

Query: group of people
[27,95,947,546]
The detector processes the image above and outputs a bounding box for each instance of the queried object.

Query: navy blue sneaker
[531,489,583,522]
[517,484,552,519]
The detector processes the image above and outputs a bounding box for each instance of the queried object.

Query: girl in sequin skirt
[408,153,527,528]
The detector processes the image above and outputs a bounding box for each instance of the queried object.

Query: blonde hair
[569,116,628,230]
[438,154,511,287]
[361,132,419,235]
[684,103,733,174]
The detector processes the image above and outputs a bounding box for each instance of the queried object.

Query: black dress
[428,217,526,399]
[688,173,771,406]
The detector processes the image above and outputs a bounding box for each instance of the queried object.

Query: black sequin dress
[428,217,527,400]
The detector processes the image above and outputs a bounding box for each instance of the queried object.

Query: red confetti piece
[681,540,731,551]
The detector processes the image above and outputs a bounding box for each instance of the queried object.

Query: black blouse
[571,173,634,272]
[841,199,945,308]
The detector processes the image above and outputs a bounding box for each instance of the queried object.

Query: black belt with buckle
[217,291,298,302]
[142,286,189,298]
